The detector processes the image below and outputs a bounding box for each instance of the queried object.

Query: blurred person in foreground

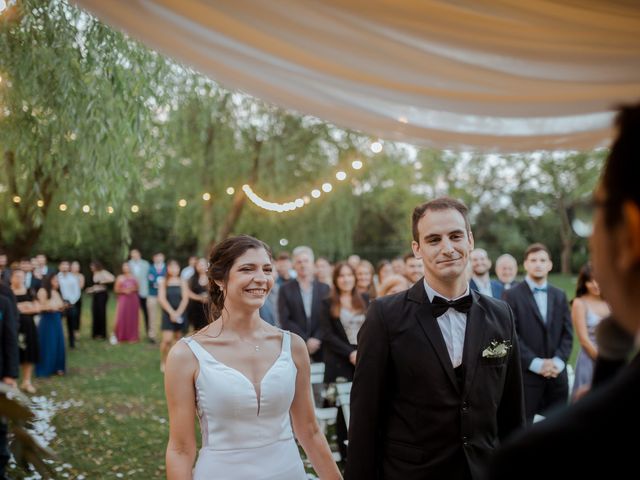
[487,102,640,479]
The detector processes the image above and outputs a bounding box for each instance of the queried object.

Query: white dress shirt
[423,280,469,368]
[58,272,82,304]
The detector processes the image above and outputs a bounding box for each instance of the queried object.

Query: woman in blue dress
[36,273,66,377]
[571,263,610,399]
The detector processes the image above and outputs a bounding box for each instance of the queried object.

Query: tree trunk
[557,197,574,274]
[212,139,263,246]
[3,150,55,260]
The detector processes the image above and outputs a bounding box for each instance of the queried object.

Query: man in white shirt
[58,261,81,348]
[128,249,151,341]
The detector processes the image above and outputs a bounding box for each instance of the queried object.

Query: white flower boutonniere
[482,339,511,359]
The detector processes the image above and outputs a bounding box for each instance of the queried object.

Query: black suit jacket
[319,294,369,383]
[278,279,330,342]
[346,280,525,480]
[0,287,19,379]
[487,352,640,479]
[503,281,573,390]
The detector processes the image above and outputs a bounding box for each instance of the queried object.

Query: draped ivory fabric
[73,0,640,152]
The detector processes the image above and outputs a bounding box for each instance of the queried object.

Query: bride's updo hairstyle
[206,234,272,322]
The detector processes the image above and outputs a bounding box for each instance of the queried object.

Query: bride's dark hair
[206,235,272,323]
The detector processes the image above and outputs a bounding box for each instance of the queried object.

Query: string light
[7,159,367,215]
[279,238,289,246]
[370,141,383,153]
[242,185,300,213]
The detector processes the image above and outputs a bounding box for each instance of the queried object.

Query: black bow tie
[431,294,473,318]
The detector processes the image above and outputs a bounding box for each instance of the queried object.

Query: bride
[165,235,342,479]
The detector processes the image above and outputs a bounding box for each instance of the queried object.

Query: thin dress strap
[281,329,291,354]
[182,336,214,364]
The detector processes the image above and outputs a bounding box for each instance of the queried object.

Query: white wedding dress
[182,331,308,479]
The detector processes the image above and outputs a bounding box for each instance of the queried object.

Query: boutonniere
[482,339,511,359]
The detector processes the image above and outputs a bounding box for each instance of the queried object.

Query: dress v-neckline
[191,333,286,415]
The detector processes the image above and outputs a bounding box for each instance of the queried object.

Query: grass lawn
[8,273,578,478]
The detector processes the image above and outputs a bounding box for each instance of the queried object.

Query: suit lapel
[410,282,460,394]
[462,291,488,397]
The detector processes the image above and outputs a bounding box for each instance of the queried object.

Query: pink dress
[114,277,140,342]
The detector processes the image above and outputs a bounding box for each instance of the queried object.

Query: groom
[347,197,525,480]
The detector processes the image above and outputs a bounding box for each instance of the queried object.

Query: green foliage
[0,0,172,257]
[0,0,606,273]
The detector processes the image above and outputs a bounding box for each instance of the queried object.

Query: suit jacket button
[462,436,469,445]
[461,402,469,412]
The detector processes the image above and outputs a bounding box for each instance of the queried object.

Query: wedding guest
[347,254,361,270]
[20,258,41,297]
[0,252,10,285]
[320,262,368,384]
[275,252,295,286]
[88,261,115,340]
[10,270,40,393]
[35,253,53,278]
[347,197,525,480]
[320,261,368,461]
[503,243,573,423]
[180,256,198,281]
[158,260,189,372]
[487,102,640,479]
[57,261,81,349]
[0,280,18,480]
[390,256,405,276]
[186,258,209,331]
[278,246,329,362]
[377,274,411,297]
[469,248,504,299]
[70,261,84,334]
[164,235,340,479]
[495,253,519,291]
[35,273,66,377]
[375,259,393,288]
[147,252,167,344]
[128,249,150,340]
[570,264,610,399]
[403,252,424,285]
[113,262,140,343]
[355,259,376,299]
[314,257,333,287]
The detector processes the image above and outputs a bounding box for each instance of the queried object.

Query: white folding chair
[308,363,338,437]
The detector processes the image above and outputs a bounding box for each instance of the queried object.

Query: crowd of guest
[0,241,604,408]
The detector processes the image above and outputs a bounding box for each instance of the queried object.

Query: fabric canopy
[73,0,640,152]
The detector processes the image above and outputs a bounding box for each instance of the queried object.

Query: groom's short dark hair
[412,197,470,242]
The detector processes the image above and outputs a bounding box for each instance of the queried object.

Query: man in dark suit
[487,102,640,478]
[469,248,504,299]
[0,283,19,480]
[503,243,573,423]
[278,246,330,362]
[347,197,525,480]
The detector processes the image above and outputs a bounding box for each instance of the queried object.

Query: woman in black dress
[10,269,41,393]
[187,258,209,331]
[158,260,189,372]
[88,261,115,339]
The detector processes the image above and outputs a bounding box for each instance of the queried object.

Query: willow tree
[0,0,172,258]
[153,71,367,257]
